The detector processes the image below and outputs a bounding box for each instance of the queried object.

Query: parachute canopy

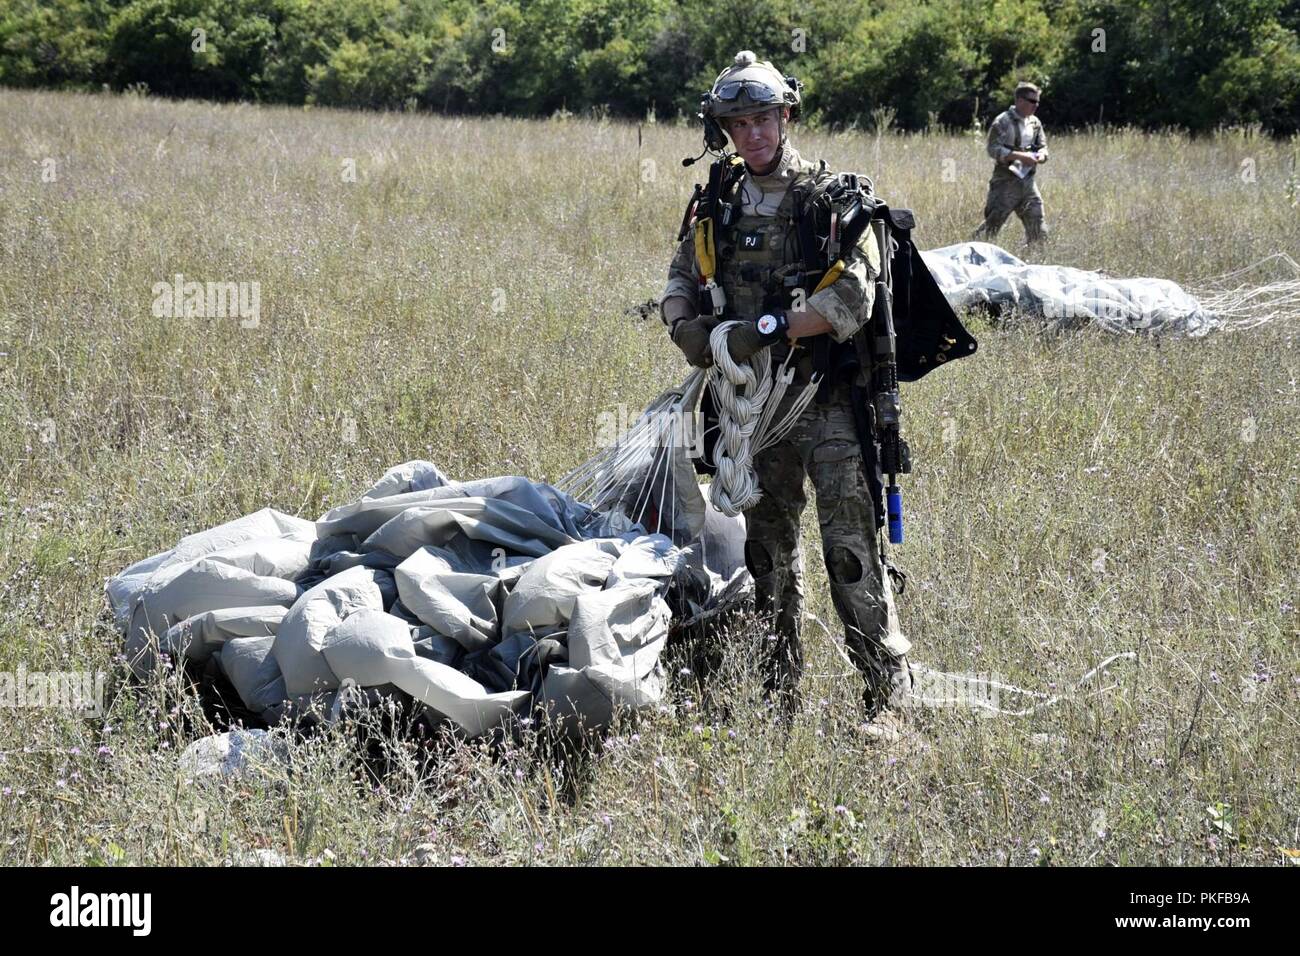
[107,459,747,738]
[922,242,1217,335]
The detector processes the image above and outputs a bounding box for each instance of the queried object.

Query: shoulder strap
[677,155,746,242]
[684,155,748,315]
[676,183,702,243]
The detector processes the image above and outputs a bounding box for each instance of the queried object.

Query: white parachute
[923,243,1300,335]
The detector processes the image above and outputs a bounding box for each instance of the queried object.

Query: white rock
[230,847,288,867]
[179,729,289,781]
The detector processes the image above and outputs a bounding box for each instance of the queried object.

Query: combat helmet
[698,50,802,150]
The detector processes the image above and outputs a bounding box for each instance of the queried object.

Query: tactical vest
[715,182,802,318]
[683,154,980,484]
[713,168,833,376]
[991,109,1042,180]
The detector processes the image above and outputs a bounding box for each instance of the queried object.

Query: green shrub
[0,0,1297,133]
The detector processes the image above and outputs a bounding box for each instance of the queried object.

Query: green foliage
[0,0,116,88]
[265,0,436,107]
[1,0,1298,131]
[1046,0,1300,133]
[103,0,277,100]
[814,1,992,130]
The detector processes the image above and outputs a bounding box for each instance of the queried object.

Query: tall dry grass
[0,89,1296,865]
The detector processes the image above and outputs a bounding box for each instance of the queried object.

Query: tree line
[3,0,1298,134]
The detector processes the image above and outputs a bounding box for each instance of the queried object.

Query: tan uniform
[663,145,912,718]
[974,105,1049,243]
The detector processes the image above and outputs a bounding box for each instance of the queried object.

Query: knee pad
[744,540,774,578]
[825,545,863,585]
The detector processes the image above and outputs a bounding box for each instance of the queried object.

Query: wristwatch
[755,310,789,344]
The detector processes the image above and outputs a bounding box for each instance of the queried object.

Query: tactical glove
[671,316,715,368]
[727,310,789,363]
[725,322,768,363]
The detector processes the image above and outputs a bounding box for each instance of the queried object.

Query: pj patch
[738,231,765,251]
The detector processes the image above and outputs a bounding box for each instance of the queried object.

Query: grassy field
[1,88,1297,866]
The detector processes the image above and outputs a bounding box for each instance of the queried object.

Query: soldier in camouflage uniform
[973,82,1049,245]
[660,51,912,738]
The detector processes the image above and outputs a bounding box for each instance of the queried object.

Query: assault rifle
[862,215,911,544]
[812,176,914,545]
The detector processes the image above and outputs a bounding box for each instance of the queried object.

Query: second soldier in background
[974,82,1050,245]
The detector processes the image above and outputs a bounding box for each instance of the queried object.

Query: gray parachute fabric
[106,460,741,737]
[922,242,1217,335]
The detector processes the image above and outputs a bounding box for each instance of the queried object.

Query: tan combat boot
[862,706,909,745]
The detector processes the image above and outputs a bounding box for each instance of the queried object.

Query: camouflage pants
[743,383,912,718]
[973,175,1047,244]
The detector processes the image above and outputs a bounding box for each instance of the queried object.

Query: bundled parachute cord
[1192,253,1300,331]
[904,655,1138,716]
[805,612,1138,716]
[702,257,854,516]
[560,384,690,504]
[706,321,822,516]
[707,324,773,516]
[573,254,852,523]
[560,325,824,526]
[558,372,706,537]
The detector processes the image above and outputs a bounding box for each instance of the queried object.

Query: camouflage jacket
[661,144,877,344]
[986,106,1049,180]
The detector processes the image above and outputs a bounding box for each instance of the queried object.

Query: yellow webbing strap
[813,259,845,294]
[694,217,717,280]
[693,155,746,283]
[787,260,847,350]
